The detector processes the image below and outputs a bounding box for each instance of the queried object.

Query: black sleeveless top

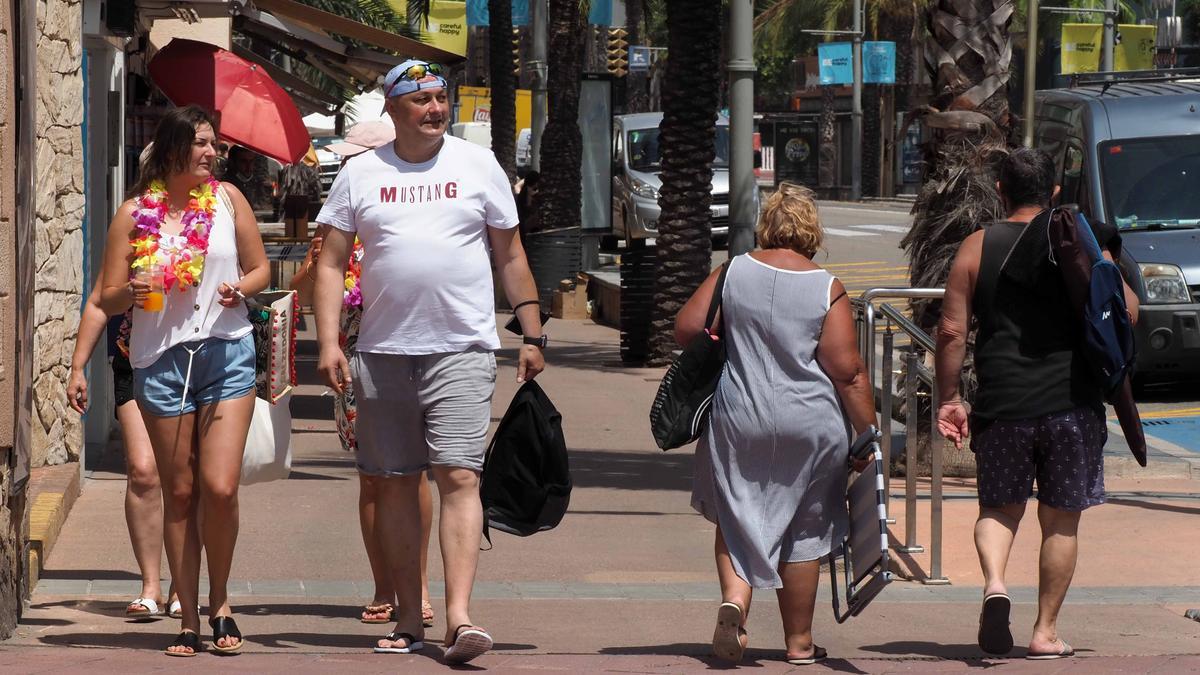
[972,215,1102,420]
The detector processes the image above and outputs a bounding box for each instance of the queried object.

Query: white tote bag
[241,289,298,485]
[242,392,293,485]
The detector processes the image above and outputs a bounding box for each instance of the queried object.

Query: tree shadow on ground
[858,640,1035,665]
[597,643,875,671]
[568,449,694,491]
[39,569,143,581]
[1106,498,1200,516]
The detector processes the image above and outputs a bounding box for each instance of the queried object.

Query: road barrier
[853,288,950,585]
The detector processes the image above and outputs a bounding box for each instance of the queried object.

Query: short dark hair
[130,105,218,196]
[998,147,1055,208]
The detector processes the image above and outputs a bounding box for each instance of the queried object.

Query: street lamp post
[728,0,756,256]
[530,0,547,172]
[850,0,862,202]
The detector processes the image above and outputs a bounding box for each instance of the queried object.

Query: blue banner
[818,42,853,85]
[588,0,611,26]
[467,0,530,27]
[818,41,896,85]
[864,41,896,84]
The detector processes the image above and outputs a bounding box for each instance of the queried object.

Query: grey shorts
[971,406,1107,511]
[350,349,497,476]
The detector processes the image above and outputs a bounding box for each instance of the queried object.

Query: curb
[24,463,81,593]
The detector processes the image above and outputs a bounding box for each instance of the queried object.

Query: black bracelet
[512,300,540,312]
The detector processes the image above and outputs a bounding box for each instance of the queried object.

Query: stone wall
[31,0,84,467]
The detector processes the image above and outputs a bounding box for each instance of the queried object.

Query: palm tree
[645,0,722,366]
[536,0,588,231]
[489,0,517,182]
[902,0,1015,331]
[625,0,651,113]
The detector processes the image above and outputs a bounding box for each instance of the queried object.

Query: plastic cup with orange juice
[138,264,165,312]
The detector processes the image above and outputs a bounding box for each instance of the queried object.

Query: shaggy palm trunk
[863,84,881,197]
[489,0,517,182]
[536,0,587,230]
[818,86,837,190]
[645,0,722,366]
[902,0,1014,331]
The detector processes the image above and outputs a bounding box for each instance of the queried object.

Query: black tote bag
[649,261,730,450]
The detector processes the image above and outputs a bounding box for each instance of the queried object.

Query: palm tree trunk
[536,0,587,231]
[646,0,721,366]
[818,86,837,190]
[903,0,1014,331]
[625,0,650,113]
[489,0,517,182]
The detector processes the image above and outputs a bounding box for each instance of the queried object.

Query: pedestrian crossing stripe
[853,224,910,234]
[824,224,912,237]
[822,227,877,237]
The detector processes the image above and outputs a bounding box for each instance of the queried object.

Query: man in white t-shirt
[314,59,546,663]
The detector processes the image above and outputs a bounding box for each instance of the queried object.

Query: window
[1060,142,1085,208]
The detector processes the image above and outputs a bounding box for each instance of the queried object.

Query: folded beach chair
[830,427,893,623]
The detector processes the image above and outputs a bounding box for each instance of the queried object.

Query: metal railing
[853,288,950,585]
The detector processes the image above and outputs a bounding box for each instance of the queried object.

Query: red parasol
[149,38,310,164]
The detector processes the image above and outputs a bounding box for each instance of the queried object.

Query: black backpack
[480,381,571,544]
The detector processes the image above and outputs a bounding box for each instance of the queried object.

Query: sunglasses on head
[387,62,444,96]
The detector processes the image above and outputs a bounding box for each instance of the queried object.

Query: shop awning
[139,0,463,116]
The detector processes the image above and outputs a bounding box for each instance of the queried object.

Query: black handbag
[649,261,730,450]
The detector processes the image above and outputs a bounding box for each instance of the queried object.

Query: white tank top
[129,185,253,369]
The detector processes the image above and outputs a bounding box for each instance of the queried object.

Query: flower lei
[343,239,364,308]
[130,177,220,290]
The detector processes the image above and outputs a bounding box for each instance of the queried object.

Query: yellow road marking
[822,261,896,268]
[1135,407,1200,420]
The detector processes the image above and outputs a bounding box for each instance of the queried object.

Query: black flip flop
[209,615,244,654]
[164,630,201,657]
[786,645,828,665]
[978,593,1014,655]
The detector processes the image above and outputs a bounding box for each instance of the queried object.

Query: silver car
[610,113,756,247]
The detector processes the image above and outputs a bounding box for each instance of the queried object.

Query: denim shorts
[971,406,1107,511]
[134,333,256,417]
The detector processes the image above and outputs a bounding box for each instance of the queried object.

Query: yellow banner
[1062,24,1102,74]
[389,0,467,57]
[1115,25,1157,71]
[1062,24,1158,74]
[457,86,532,141]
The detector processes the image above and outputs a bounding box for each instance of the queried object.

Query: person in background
[514,170,540,239]
[676,183,875,666]
[225,145,272,214]
[936,147,1138,660]
[99,105,270,657]
[280,147,322,239]
[290,118,436,630]
[67,280,183,621]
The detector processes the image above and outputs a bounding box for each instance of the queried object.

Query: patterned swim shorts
[971,406,1107,511]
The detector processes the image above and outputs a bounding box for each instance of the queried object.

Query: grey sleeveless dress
[691,254,851,589]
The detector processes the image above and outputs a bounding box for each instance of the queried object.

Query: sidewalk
[6,317,1199,672]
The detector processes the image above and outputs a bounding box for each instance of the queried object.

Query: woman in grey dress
[676,183,877,665]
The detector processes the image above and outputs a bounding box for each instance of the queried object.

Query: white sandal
[126,597,160,618]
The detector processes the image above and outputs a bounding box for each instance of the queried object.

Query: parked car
[451,121,492,149]
[1034,71,1200,385]
[312,134,341,197]
[516,127,532,172]
[609,112,758,248]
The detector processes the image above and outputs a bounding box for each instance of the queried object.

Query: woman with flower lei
[99,106,270,657]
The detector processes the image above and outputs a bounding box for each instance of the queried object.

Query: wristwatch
[523,334,549,348]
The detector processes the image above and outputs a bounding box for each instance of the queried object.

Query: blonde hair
[756,182,822,256]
